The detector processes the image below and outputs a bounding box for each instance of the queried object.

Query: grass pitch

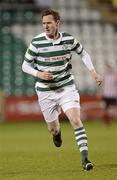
[0,120,117,180]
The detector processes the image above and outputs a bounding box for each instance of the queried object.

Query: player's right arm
[22,42,53,80]
[22,61,53,80]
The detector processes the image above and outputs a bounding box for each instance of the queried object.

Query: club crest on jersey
[62,43,69,50]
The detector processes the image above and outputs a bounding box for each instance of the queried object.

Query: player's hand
[36,71,53,80]
[90,69,103,86]
[94,74,103,86]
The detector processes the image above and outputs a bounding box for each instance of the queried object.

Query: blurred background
[0,0,117,122]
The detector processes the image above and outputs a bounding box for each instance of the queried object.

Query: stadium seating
[0,0,117,95]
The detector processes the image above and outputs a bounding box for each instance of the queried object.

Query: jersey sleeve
[24,42,38,63]
[71,38,83,54]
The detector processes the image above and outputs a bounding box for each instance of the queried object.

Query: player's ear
[57,20,60,25]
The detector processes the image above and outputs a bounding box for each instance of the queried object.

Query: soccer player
[22,9,102,171]
[102,64,117,125]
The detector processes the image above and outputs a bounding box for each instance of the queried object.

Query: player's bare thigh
[65,107,83,129]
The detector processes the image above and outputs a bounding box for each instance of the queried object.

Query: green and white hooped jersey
[25,32,83,91]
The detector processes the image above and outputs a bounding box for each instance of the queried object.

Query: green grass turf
[0,120,117,180]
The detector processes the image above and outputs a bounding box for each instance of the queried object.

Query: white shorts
[36,85,80,123]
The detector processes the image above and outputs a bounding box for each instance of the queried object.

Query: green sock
[74,127,88,161]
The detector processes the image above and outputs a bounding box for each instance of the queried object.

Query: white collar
[44,32,62,44]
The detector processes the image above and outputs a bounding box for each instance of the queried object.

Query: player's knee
[70,117,82,128]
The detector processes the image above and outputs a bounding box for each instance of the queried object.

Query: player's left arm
[80,49,103,86]
[72,39,103,86]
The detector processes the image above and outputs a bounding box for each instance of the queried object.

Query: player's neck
[47,31,60,40]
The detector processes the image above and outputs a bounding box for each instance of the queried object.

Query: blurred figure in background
[102,64,117,125]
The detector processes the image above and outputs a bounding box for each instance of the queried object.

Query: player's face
[42,15,60,38]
